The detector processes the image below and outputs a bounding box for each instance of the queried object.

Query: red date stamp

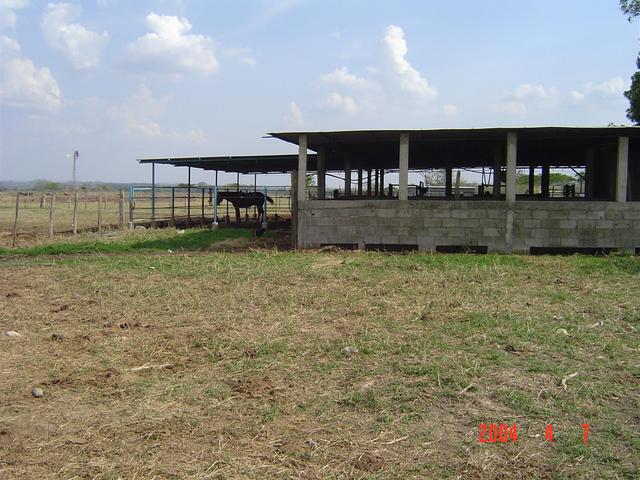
[479,423,590,444]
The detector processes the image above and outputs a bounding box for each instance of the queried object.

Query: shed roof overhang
[138,127,640,173]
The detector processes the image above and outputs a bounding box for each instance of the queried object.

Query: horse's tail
[266,195,274,204]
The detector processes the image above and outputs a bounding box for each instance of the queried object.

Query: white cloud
[0,35,61,109]
[110,84,205,141]
[126,13,218,77]
[443,104,458,116]
[382,25,437,98]
[490,101,527,116]
[571,77,626,102]
[320,67,369,88]
[512,84,557,100]
[322,92,358,115]
[288,101,304,127]
[41,3,108,70]
[0,0,28,29]
[222,47,256,66]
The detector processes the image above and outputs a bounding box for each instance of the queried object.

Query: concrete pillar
[541,165,550,198]
[528,166,535,195]
[297,135,307,203]
[357,168,363,196]
[585,147,595,199]
[367,169,372,196]
[380,169,385,196]
[445,167,453,197]
[317,146,326,200]
[374,168,379,196]
[505,131,517,204]
[616,136,629,202]
[493,143,502,198]
[399,133,409,201]
[344,156,351,196]
[291,169,298,248]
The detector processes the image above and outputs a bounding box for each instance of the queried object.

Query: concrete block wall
[298,200,640,253]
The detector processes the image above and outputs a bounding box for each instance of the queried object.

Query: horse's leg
[257,205,263,223]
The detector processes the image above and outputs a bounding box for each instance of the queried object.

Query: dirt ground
[1,248,639,479]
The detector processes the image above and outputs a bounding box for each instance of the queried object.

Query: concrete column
[616,136,629,202]
[528,166,535,195]
[493,143,502,198]
[367,169,372,196]
[399,133,409,201]
[297,135,307,202]
[344,156,352,196]
[374,168,379,196]
[291,169,298,248]
[357,168,363,196]
[505,132,517,203]
[380,169,385,196]
[317,146,326,200]
[541,165,550,198]
[445,167,453,197]
[585,147,595,199]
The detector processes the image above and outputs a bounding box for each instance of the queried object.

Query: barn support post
[445,167,453,197]
[367,169,372,196]
[211,185,218,230]
[380,169,385,197]
[236,172,240,192]
[585,147,595,199]
[344,156,352,196]
[262,186,268,230]
[505,131,517,204]
[374,169,379,196]
[212,171,218,229]
[616,136,629,202]
[297,134,307,202]
[454,170,461,200]
[170,187,175,226]
[528,166,535,195]
[187,166,191,227]
[201,187,205,226]
[399,132,409,201]
[291,169,298,248]
[317,146,326,199]
[493,143,502,198]
[151,161,156,228]
[357,168,363,197]
[541,165,550,198]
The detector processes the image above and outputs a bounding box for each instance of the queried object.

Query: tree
[621,0,640,20]
[621,1,640,123]
[418,169,446,186]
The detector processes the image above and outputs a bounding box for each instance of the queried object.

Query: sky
[0,0,637,186]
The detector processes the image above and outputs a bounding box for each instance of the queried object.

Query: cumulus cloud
[382,25,437,98]
[41,3,108,69]
[320,67,369,88]
[512,84,558,100]
[491,83,559,116]
[490,100,527,116]
[0,0,28,29]
[110,84,205,141]
[287,101,304,127]
[322,92,358,115]
[570,77,626,102]
[0,35,61,109]
[126,13,218,77]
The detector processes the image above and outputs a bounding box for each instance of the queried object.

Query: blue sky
[0,0,637,185]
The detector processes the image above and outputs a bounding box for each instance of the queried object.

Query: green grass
[0,228,254,256]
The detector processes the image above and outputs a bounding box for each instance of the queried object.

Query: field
[1,229,639,479]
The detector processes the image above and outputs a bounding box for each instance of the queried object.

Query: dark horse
[216,191,274,224]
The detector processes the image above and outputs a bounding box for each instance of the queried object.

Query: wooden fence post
[39,193,46,208]
[48,193,56,238]
[97,195,103,232]
[12,193,20,247]
[118,190,125,228]
[72,191,78,234]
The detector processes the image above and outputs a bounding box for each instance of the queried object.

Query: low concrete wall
[298,200,640,253]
